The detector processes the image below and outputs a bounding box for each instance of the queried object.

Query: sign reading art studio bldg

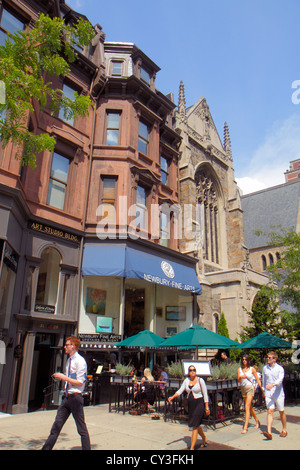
[28,221,81,244]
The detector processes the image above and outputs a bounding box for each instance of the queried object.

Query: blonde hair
[143,368,154,381]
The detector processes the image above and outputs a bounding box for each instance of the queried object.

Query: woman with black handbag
[168,365,210,449]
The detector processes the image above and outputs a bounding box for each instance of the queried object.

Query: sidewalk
[0,403,299,451]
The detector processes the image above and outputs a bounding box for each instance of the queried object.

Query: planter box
[206,379,239,390]
[110,375,133,384]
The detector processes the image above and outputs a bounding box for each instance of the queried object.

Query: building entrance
[28,333,57,411]
[124,288,145,338]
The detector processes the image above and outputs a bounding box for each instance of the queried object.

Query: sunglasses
[189,368,196,372]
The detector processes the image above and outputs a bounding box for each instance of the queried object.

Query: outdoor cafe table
[109,376,243,427]
[109,377,166,415]
[163,378,243,428]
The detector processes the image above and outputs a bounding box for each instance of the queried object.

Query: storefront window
[24,266,35,311]
[155,284,193,338]
[35,248,61,314]
[80,276,122,335]
[0,243,18,329]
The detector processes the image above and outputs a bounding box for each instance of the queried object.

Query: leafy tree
[217,312,229,338]
[240,286,290,362]
[241,287,284,341]
[267,228,300,338]
[0,13,94,167]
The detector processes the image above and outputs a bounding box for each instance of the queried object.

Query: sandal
[263,432,272,440]
[200,441,208,447]
[280,430,287,438]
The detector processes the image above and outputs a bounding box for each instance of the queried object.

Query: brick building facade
[0,0,267,413]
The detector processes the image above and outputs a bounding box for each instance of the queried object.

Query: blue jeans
[42,394,91,450]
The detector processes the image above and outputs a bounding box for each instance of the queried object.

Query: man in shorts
[262,351,287,439]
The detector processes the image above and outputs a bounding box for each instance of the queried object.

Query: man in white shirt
[42,336,91,450]
[262,351,287,440]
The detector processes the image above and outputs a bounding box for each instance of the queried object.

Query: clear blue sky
[68,0,300,194]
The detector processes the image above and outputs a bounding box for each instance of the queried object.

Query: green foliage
[210,362,239,380]
[209,362,264,381]
[267,228,300,338]
[115,363,133,376]
[230,338,243,363]
[217,312,229,338]
[0,13,94,167]
[167,361,183,378]
[241,287,282,340]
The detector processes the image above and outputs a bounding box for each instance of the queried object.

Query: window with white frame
[106,112,121,145]
[138,120,149,155]
[136,185,147,230]
[160,156,169,185]
[111,61,123,76]
[47,152,70,210]
[160,210,169,247]
[58,83,76,126]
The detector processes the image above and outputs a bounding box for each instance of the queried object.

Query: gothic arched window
[196,171,220,264]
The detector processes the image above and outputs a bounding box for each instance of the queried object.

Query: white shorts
[265,395,285,412]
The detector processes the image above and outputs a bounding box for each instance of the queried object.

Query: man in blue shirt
[42,336,91,450]
[262,351,287,440]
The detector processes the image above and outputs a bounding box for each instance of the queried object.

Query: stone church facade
[175,82,268,341]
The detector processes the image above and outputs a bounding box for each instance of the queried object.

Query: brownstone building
[0,0,200,412]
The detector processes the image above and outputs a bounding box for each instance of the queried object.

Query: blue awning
[82,245,126,277]
[82,245,201,294]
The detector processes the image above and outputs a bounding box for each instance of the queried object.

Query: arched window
[269,253,274,266]
[35,248,61,313]
[213,313,219,333]
[261,255,267,271]
[195,170,220,264]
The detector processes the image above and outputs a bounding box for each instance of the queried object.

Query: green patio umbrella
[160,324,240,355]
[116,330,164,367]
[239,332,293,349]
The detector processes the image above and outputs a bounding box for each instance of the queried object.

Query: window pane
[161,156,168,172]
[62,83,76,101]
[102,178,116,203]
[138,137,147,155]
[141,68,150,84]
[139,121,148,140]
[51,153,69,183]
[1,9,24,35]
[137,186,146,206]
[112,61,122,75]
[58,84,76,124]
[47,179,66,210]
[107,113,120,129]
[161,172,167,185]
[36,248,61,310]
[106,113,120,145]
[0,30,7,46]
[106,129,119,145]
